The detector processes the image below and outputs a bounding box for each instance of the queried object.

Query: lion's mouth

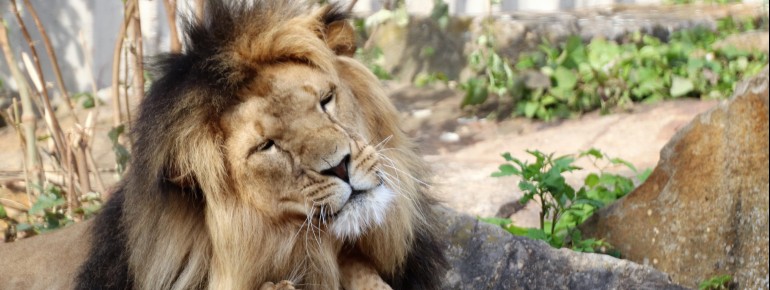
[330,188,368,216]
[328,184,394,240]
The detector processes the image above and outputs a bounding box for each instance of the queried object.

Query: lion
[0,1,447,289]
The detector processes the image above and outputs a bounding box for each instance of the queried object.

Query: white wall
[1,0,178,95]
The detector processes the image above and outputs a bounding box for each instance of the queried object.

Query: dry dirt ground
[1,84,718,229]
[386,83,717,227]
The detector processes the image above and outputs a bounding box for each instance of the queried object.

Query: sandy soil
[387,83,717,227]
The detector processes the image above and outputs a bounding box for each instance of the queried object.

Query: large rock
[439,207,685,289]
[581,67,769,288]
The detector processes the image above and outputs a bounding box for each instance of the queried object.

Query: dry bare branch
[22,0,78,121]
[0,20,41,195]
[71,129,91,195]
[111,0,137,128]
[9,0,67,161]
[163,0,182,53]
[346,0,358,13]
[131,0,145,103]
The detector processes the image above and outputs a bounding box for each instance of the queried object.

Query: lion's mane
[74,1,446,289]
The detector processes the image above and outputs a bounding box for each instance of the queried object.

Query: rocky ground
[386,82,717,227]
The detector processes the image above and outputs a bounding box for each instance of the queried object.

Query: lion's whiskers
[373,135,394,150]
[377,153,430,188]
[378,169,417,206]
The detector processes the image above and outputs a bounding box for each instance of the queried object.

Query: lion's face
[220,63,393,240]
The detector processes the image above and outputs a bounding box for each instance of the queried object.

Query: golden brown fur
[0,1,445,289]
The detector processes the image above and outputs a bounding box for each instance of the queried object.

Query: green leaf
[610,157,638,172]
[505,224,530,236]
[580,148,603,159]
[518,181,537,194]
[670,76,694,98]
[572,198,604,209]
[524,228,549,241]
[108,125,125,144]
[461,78,489,107]
[584,173,600,187]
[0,204,6,218]
[699,274,732,290]
[523,101,538,118]
[71,92,97,109]
[478,217,513,227]
[553,66,578,89]
[492,164,520,177]
[29,193,66,215]
[502,152,515,162]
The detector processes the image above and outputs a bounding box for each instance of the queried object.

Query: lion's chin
[330,185,395,240]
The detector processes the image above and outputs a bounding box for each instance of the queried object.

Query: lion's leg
[339,256,393,290]
[259,280,295,290]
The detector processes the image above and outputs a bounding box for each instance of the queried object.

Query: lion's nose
[320,154,350,183]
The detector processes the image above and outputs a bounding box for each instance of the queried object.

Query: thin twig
[71,130,91,195]
[0,198,30,211]
[111,0,137,128]
[77,31,100,110]
[8,0,67,165]
[131,0,145,103]
[22,0,78,122]
[9,99,33,204]
[346,0,358,13]
[122,37,131,141]
[86,152,106,193]
[66,142,76,216]
[0,20,41,196]
[81,112,105,192]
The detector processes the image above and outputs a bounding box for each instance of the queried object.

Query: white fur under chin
[331,185,395,240]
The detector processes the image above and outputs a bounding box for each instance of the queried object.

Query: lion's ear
[325,20,356,57]
[317,5,356,57]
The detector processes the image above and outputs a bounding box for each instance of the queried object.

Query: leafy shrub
[462,16,768,120]
[1,185,102,241]
[699,274,733,290]
[461,17,517,108]
[481,148,650,254]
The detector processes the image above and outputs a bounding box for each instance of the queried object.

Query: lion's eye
[248,140,274,156]
[320,91,334,111]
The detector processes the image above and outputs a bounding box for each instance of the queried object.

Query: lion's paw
[340,257,393,290]
[259,280,296,290]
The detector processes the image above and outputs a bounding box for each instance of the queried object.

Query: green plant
[429,0,450,31]
[482,148,650,254]
[414,72,448,87]
[1,184,102,241]
[462,16,768,121]
[460,15,518,108]
[351,0,411,81]
[699,274,733,290]
[108,124,131,176]
[71,92,99,109]
[355,47,392,80]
